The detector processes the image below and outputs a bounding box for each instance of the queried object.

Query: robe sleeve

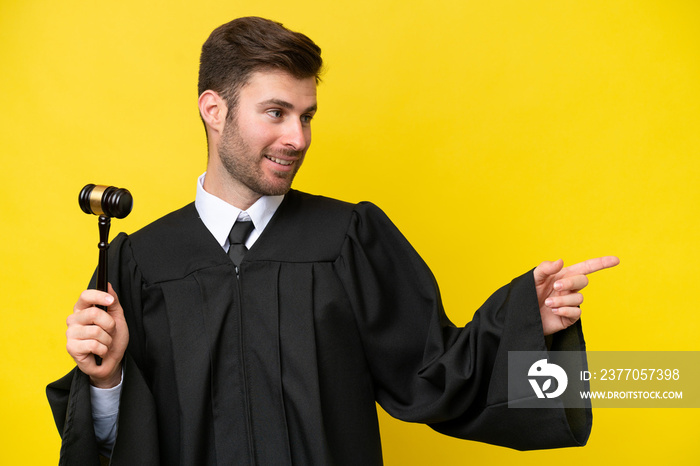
[46,357,160,465]
[46,234,160,465]
[333,202,591,450]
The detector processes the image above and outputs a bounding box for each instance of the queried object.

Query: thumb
[106,283,123,314]
[534,259,564,283]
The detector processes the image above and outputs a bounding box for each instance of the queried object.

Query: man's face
[217,70,317,198]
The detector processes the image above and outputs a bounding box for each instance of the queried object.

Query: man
[48,17,619,465]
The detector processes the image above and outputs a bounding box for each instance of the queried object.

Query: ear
[198,90,228,135]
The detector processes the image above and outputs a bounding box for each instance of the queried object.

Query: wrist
[90,364,123,389]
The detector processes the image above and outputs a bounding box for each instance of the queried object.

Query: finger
[533,259,564,283]
[66,335,110,360]
[553,274,589,292]
[551,306,582,322]
[67,306,116,333]
[104,284,125,321]
[66,322,114,348]
[565,256,620,276]
[106,283,121,309]
[75,289,115,312]
[545,293,584,309]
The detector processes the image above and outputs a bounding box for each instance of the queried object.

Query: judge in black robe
[48,189,591,465]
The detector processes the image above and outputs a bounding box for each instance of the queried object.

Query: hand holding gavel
[77,184,132,365]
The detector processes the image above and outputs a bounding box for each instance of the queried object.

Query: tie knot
[228,220,254,246]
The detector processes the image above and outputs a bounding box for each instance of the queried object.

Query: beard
[218,119,304,197]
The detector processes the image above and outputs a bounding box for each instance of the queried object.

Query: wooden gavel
[79,184,133,365]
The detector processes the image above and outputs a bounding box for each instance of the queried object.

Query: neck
[203,163,262,211]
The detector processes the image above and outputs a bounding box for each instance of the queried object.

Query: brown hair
[198,17,323,117]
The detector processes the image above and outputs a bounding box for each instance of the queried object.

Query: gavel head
[79,184,133,219]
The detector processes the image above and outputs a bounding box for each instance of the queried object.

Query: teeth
[266,156,293,166]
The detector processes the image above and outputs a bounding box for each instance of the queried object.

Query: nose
[282,119,309,152]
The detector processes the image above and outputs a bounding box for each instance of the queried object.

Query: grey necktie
[227,220,254,268]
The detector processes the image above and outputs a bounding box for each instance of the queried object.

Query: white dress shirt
[194,173,284,251]
[91,173,284,456]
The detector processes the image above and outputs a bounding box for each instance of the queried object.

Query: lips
[265,155,294,166]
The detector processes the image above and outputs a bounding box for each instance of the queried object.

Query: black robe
[48,190,591,465]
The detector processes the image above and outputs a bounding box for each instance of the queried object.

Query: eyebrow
[258,99,317,114]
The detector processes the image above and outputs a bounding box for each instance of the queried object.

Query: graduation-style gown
[47,190,592,465]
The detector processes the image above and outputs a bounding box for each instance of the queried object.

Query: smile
[265,155,294,166]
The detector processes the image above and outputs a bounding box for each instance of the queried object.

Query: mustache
[264,148,303,159]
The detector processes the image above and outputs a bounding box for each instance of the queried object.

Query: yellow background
[1,1,698,464]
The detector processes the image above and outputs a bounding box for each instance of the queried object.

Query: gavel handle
[94,215,111,366]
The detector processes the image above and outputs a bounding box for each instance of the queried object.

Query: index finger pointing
[565,256,620,276]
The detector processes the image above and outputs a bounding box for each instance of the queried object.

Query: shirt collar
[194,173,284,250]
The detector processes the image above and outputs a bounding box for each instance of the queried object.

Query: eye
[267,109,283,118]
[301,114,314,124]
